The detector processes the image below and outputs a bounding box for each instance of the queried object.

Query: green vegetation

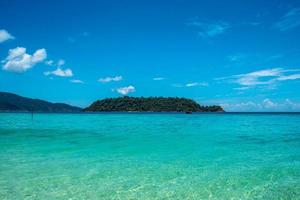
[0,92,81,112]
[84,96,224,112]
[0,92,224,113]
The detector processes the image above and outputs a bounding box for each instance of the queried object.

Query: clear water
[0,113,299,200]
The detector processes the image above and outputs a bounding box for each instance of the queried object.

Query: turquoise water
[0,113,300,199]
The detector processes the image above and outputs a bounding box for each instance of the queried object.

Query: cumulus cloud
[187,20,229,37]
[0,29,14,43]
[221,101,262,112]
[70,79,84,84]
[98,76,122,83]
[44,58,73,77]
[262,98,277,108]
[217,68,300,89]
[116,85,135,95]
[44,68,73,77]
[221,98,300,112]
[2,47,47,73]
[275,8,300,31]
[284,99,300,110]
[153,77,165,81]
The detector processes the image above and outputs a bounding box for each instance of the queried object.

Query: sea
[0,113,299,199]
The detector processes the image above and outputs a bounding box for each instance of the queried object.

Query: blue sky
[1,0,300,111]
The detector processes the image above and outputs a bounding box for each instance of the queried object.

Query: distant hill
[84,96,224,112]
[0,92,82,112]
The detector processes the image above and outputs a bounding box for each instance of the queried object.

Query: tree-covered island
[84,96,224,112]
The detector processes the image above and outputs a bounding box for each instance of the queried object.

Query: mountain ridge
[0,92,82,112]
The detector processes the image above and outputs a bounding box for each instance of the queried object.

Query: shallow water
[0,113,299,199]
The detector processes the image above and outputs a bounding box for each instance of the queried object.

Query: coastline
[1,111,300,114]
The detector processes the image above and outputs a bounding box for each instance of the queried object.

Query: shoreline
[1,111,300,114]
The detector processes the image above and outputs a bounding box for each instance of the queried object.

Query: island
[0,92,224,113]
[84,96,224,112]
[0,92,81,112]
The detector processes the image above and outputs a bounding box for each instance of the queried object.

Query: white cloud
[153,77,165,81]
[0,29,14,43]
[2,47,47,73]
[221,101,262,112]
[262,98,277,108]
[57,59,65,67]
[235,68,282,86]
[187,20,229,37]
[45,59,65,67]
[276,74,300,80]
[70,79,84,84]
[44,59,73,78]
[31,49,47,63]
[284,99,300,110]
[98,76,122,83]
[186,82,208,87]
[116,85,135,95]
[45,60,54,66]
[221,98,300,112]
[44,68,73,77]
[173,82,208,88]
[217,68,300,89]
[275,8,300,31]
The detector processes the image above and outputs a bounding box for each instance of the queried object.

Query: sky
[1,0,300,111]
